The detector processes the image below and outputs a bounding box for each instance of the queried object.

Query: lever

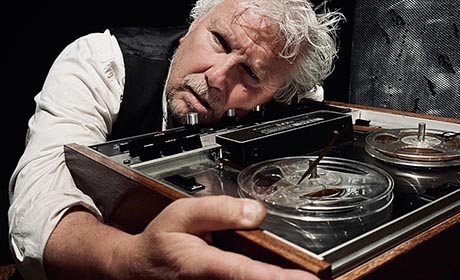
[296,130,340,185]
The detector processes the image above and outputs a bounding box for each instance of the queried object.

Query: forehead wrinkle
[237,13,282,71]
[237,12,284,80]
[208,8,285,83]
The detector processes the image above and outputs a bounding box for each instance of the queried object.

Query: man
[9,0,343,279]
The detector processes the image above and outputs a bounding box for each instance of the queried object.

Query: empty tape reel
[365,126,460,167]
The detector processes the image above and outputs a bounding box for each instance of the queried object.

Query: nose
[205,56,235,92]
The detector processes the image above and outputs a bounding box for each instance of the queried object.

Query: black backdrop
[2,1,353,265]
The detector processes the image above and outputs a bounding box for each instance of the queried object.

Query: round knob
[226,108,236,117]
[253,105,262,112]
[186,112,199,126]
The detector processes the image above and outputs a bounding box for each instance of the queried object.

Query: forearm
[43,207,132,280]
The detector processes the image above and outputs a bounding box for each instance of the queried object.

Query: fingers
[189,245,319,280]
[139,196,319,280]
[150,195,266,235]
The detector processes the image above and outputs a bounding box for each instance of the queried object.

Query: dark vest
[108,26,188,140]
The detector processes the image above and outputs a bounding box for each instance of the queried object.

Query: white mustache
[184,74,208,97]
[183,74,225,113]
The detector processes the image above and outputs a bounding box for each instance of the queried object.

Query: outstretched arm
[44,196,318,280]
[8,29,124,279]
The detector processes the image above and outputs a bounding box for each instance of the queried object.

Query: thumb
[149,195,266,235]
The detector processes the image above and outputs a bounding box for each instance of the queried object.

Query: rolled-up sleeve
[8,29,125,280]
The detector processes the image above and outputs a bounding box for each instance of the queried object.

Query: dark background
[2,1,354,264]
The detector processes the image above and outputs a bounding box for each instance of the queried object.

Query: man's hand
[116,195,318,280]
[45,195,319,280]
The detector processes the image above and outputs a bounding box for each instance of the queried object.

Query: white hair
[190,0,344,103]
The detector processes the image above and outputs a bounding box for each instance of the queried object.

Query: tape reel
[365,126,460,167]
[237,156,394,251]
[237,156,394,216]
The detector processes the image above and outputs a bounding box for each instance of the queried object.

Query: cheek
[182,32,217,69]
[174,40,211,76]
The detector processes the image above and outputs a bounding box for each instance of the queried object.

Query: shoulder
[68,29,121,62]
[46,29,125,98]
[52,29,124,77]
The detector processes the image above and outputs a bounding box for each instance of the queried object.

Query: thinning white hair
[190,0,344,103]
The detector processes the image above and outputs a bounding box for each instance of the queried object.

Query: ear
[180,18,200,43]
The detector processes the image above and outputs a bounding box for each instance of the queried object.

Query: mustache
[182,74,225,112]
[183,74,208,97]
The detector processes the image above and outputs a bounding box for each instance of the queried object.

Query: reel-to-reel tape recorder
[64,101,460,279]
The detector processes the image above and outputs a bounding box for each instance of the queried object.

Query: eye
[241,64,259,81]
[211,30,259,83]
[212,31,231,53]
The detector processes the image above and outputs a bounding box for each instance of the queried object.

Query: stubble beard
[166,73,226,126]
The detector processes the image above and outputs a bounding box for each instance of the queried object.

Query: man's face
[165,0,292,126]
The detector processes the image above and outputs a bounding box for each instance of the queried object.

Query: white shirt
[8,29,125,280]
